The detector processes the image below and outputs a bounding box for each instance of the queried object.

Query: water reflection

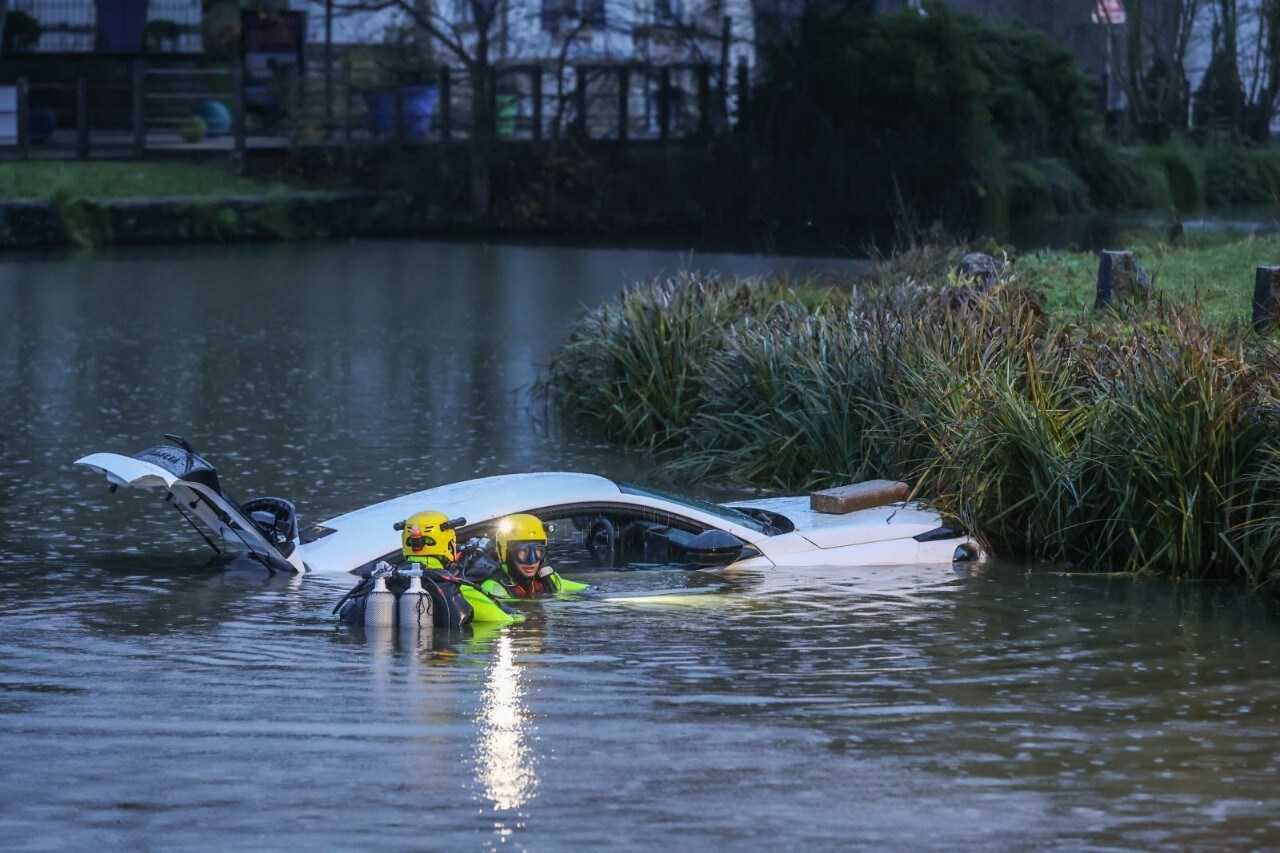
[476,633,537,812]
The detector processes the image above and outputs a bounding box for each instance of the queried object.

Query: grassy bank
[0,162,289,200]
[1018,233,1280,322]
[544,239,1280,589]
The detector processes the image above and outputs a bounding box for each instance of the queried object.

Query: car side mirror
[685,529,744,566]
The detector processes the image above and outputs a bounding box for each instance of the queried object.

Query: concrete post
[1252,265,1280,332]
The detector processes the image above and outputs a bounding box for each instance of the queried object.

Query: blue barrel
[196,100,232,137]
[364,85,438,141]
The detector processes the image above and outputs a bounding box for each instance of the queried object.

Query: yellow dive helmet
[495,513,547,573]
[397,511,461,566]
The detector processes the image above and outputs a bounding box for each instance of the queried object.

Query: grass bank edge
[0,162,291,201]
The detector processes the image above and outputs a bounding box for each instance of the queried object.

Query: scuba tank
[396,566,432,631]
[364,571,397,629]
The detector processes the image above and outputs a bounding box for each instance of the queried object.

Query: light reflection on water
[2,241,1280,849]
[478,633,537,812]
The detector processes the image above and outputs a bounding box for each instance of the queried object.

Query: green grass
[0,162,290,201]
[1017,233,1280,323]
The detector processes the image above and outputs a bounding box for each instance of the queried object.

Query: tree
[1242,0,1280,140]
[1114,0,1203,140]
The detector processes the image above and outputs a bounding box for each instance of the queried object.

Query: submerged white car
[76,436,981,575]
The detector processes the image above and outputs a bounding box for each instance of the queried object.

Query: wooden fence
[1,53,753,165]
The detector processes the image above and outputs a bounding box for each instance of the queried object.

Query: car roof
[300,472,624,573]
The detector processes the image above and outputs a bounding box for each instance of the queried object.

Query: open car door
[76,437,303,573]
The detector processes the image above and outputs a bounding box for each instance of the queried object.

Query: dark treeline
[743,3,1280,236]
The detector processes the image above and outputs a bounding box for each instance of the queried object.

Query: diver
[473,514,588,600]
[396,511,521,627]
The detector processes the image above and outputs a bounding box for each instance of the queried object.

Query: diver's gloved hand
[537,565,554,579]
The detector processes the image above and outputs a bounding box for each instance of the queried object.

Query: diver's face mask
[510,541,545,578]
[407,531,436,553]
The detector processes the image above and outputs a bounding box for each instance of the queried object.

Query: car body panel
[75,452,300,571]
[300,472,769,576]
[728,496,943,549]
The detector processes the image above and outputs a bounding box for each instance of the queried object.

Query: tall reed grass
[544,260,1280,588]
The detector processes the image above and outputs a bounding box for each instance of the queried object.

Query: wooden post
[658,67,671,140]
[1252,265,1280,332]
[343,55,353,149]
[232,60,246,175]
[1094,250,1148,308]
[76,78,90,159]
[697,64,711,137]
[531,66,543,141]
[718,15,730,124]
[439,65,452,141]
[287,64,301,141]
[617,65,629,141]
[575,65,588,137]
[324,0,334,131]
[16,77,29,160]
[488,66,498,141]
[735,58,749,131]
[131,60,146,156]
[393,84,405,148]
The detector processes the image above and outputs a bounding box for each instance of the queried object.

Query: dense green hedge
[753,4,1280,225]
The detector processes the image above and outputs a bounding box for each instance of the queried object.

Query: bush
[1075,140,1172,210]
[752,3,1105,230]
[1203,145,1276,205]
[1141,141,1204,210]
[1008,158,1090,217]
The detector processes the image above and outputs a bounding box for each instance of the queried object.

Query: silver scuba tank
[396,567,432,630]
[364,572,397,629]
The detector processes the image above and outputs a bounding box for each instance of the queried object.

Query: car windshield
[617,483,774,534]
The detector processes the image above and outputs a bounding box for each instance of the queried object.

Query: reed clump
[545,259,1280,589]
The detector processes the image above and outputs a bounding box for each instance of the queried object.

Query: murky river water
[3,240,1280,850]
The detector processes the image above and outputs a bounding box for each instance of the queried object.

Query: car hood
[729,495,944,549]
